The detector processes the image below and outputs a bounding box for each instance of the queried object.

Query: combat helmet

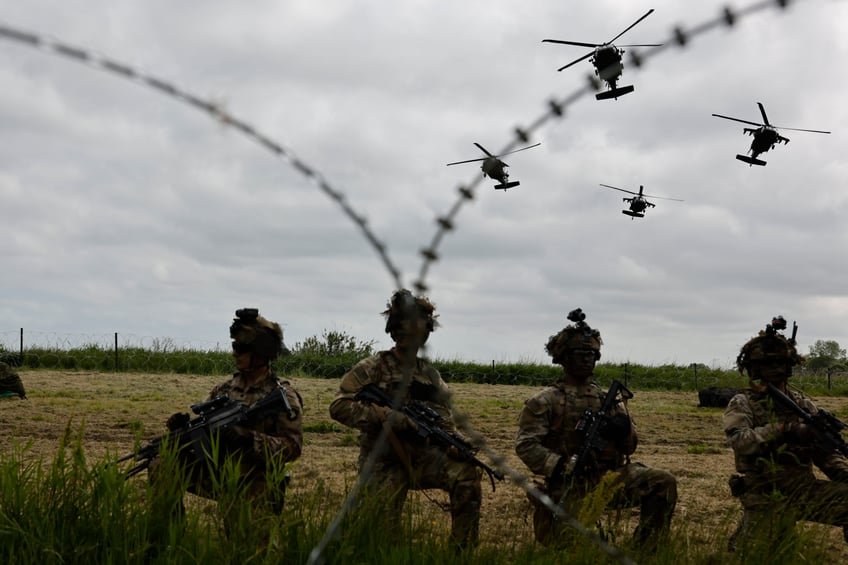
[736,315,804,377]
[545,308,603,364]
[382,289,438,335]
[229,308,290,360]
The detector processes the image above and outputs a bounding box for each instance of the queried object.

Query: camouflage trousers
[356,441,483,551]
[728,470,848,552]
[529,462,678,548]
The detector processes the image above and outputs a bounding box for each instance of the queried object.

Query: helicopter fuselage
[624,196,654,215]
[744,126,789,157]
[592,45,624,84]
[480,157,508,184]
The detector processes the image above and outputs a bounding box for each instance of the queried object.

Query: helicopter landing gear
[596,85,634,100]
[494,181,520,190]
[735,154,766,166]
[621,210,645,218]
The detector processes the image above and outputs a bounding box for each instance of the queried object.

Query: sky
[1,0,847,368]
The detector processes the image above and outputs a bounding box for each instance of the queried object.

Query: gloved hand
[223,425,254,449]
[370,405,417,432]
[784,421,819,443]
[599,413,632,442]
[166,412,190,431]
[386,409,418,433]
[370,404,392,424]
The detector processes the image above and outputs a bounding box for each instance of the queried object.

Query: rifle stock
[354,383,505,490]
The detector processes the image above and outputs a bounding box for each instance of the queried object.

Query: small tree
[806,339,847,371]
[293,329,375,358]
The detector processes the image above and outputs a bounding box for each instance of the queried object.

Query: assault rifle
[117,388,294,478]
[766,382,848,457]
[562,379,634,484]
[354,383,505,490]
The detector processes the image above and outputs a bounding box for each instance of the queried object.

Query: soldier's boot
[449,480,482,552]
[633,491,676,551]
[727,511,748,553]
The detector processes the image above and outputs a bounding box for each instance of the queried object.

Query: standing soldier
[329,289,483,551]
[724,316,848,552]
[515,309,677,548]
[150,308,303,529]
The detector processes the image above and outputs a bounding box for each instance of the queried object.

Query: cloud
[1,1,847,367]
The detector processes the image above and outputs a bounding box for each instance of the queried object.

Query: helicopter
[446,142,541,190]
[543,9,662,100]
[598,184,683,219]
[712,102,831,166]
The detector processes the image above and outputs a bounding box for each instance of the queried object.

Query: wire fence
[0,1,838,563]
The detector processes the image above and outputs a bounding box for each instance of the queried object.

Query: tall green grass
[0,428,840,565]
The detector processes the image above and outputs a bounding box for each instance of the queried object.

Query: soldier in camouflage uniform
[0,361,26,399]
[329,289,482,550]
[515,309,677,548]
[150,308,303,523]
[724,316,848,551]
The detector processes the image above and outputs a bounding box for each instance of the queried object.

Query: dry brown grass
[3,370,848,558]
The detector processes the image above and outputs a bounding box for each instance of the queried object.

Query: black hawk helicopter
[446,142,541,190]
[712,102,831,166]
[543,9,661,100]
[598,184,683,219]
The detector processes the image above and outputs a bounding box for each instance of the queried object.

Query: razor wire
[0,22,403,290]
[0,0,831,562]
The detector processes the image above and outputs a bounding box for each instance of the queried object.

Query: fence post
[691,363,698,391]
[19,328,23,366]
[114,332,119,371]
[828,367,832,391]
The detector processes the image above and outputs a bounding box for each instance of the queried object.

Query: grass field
[3,370,848,563]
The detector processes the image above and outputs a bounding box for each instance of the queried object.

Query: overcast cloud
[1,0,847,368]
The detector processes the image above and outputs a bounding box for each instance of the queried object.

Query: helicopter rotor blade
[557,51,594,71]
[615,43,663,47]
[757,102,771,126]
[599,183,638,196]
[493,142,542,159]
[771,125,832,134]
[542,39,600,48]
[641,193,685,202]
[712,113,763,127]
[473,143,494,157]
[608,8,655,44]
[446,157,488,166]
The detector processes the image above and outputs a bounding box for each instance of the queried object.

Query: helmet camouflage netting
[736,316,804,375]
[229,308,289,360]
[382,289,439,334]
[545,308,602,363]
